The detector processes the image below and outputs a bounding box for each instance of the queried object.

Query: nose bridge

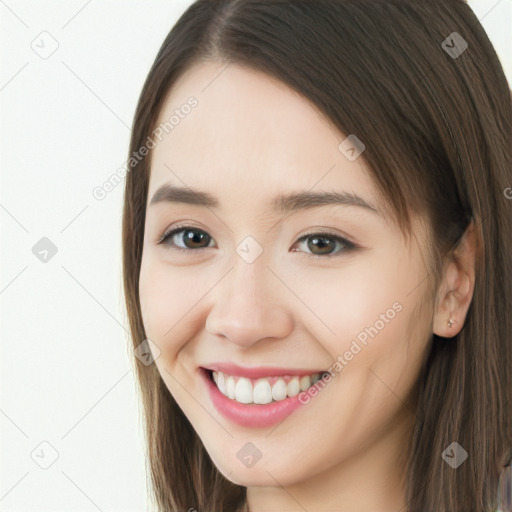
[205,245,294,346]
[230,256,266,309]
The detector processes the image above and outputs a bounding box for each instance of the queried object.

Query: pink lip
[200,368,316,429]
[202,362,324,379]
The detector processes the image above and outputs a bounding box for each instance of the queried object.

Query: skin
[138,61,477,512]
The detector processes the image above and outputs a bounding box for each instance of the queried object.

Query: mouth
[205,368,327,404]
[199,365,329,428]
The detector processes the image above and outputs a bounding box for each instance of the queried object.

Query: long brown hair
[122,1,512,510]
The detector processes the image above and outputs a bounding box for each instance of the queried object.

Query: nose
[205,257,294,348]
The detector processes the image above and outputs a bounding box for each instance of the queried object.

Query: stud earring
[448,318,454,328]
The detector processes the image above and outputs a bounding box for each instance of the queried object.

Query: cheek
[138,255,222,374]
[138,256,197,341]
[285,251,430,375]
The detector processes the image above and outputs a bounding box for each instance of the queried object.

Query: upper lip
[201,362,326,379]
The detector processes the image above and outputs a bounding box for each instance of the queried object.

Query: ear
[432,220,478,338]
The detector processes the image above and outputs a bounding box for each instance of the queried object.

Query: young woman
[122,1,512,510]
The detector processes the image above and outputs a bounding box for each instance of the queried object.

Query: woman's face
[139,61,434,490]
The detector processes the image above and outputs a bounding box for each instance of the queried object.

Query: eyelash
[156,225,358,258]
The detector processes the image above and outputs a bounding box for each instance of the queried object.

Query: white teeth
[235,377,253,404]
[286,377,300,397]
[217,372,226,394]
[210,371,321,404]
[272,379,287,401]
[253,380,273,404]
[226,376,236,399]
[299,375,311,391]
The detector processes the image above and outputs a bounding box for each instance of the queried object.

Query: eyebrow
[149,184,381,216]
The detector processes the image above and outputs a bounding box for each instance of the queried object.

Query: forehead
[149,61,382,217]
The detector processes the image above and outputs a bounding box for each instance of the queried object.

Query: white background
[1,1,511,510]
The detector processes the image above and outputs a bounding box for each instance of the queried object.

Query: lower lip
[200,368,308,428]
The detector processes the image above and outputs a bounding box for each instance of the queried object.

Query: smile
[211,370,323,404]
[200,365,328,428]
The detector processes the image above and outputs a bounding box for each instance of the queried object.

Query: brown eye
[292,232,356,257]
[157,227,357,258]
[158,227,214,251]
